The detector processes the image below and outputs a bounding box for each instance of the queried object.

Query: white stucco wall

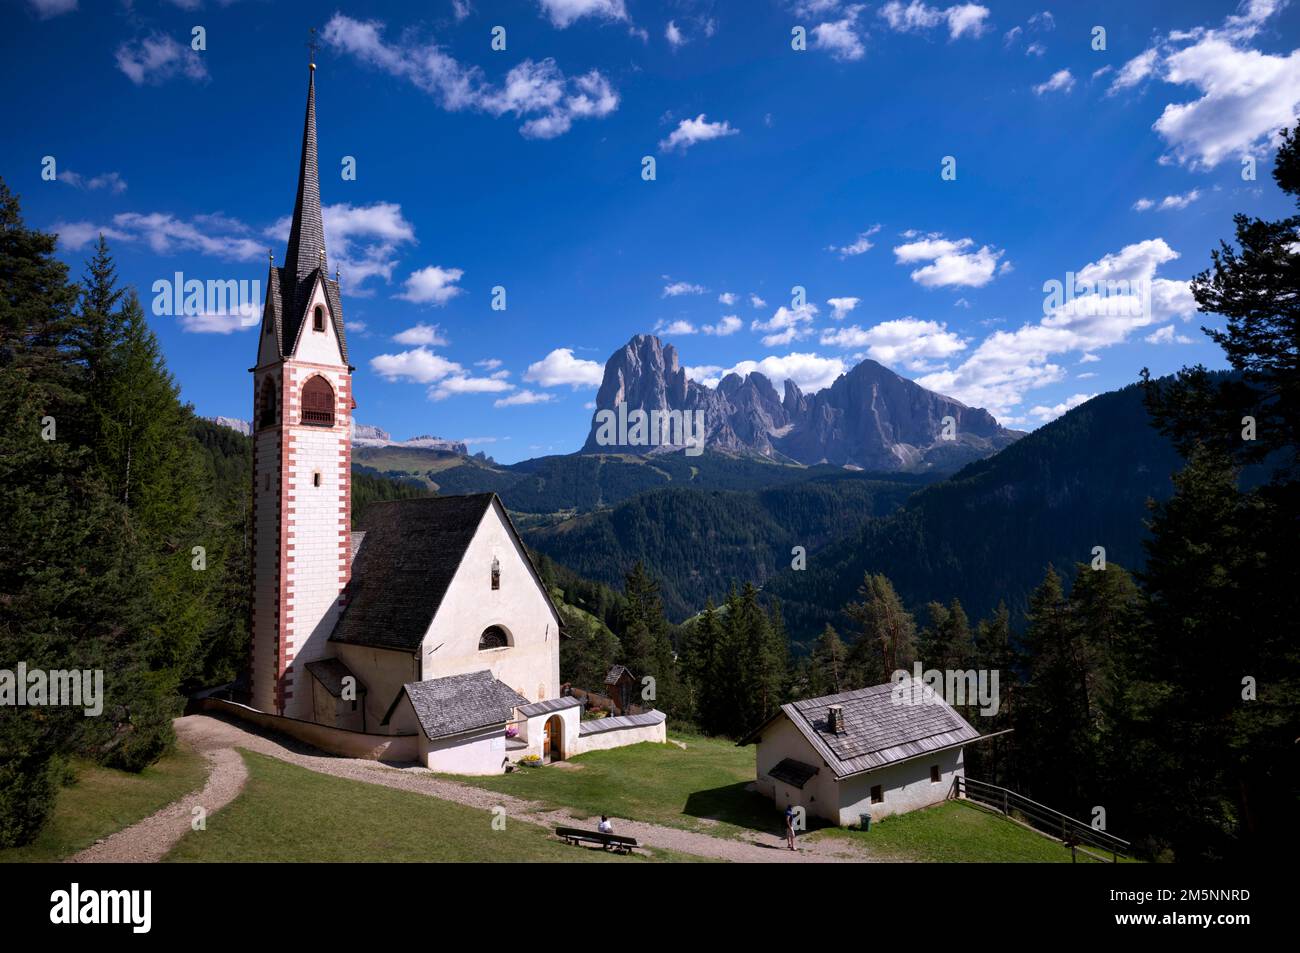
[753,715,839,822]
[571,721,667,755]
[335,642,419,733]
[518,705,582,760]
[837,748,963,824]
[420,724,509,774]
[418,499,561,703]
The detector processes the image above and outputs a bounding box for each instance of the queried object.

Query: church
[244,60,664,773]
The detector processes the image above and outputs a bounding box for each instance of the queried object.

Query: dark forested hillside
[525,473,924,620]
[764,380,1190,640]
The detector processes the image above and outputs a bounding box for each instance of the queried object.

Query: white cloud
[752,303,818,347]
[396,266,464,305]
[475,357,504,370]
[1108,48,1159,94]
[663,280,706,297]
[116,33,208,85]
[57,170,127,194]
[524,347,604,388]
[666,20,686,47]
[371,347,462,384]
[266,201,417,290]
[894,234,1006,288]
[495,389,555,407]
[749,293,767,308]
[431,374,514,400]
[1029,393,1095,422]
[878,2,990,40]
[656,319,697,335]
[393,323,449,346]
[915,238,1194,417]
[828,224,881,258]
[27,0,77,18]
[718,291,739,305]
[706,352,847,392]
[1032,68,1075,96]
[827,296,860,320]
[813,9,868,61]
[1145,324,1196,344]
[820,317,967,368]
[703,315,742,336]
[1134,189,1202,212]
[659,114,739,152]
[179,302,261,335]
[536,0,628,28]
[324,14,618,139]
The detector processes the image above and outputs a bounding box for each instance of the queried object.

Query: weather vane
[307,27,319,67]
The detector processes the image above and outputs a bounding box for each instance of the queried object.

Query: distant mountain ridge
[581,335,1022,471]
[204,417,468,454]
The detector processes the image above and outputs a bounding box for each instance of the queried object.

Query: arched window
[478,626,509,650]
[313,305,326,332]
[491,556,500,590]
[301,376,335,427]
[257,378,278,430]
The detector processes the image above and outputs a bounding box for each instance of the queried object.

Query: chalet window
[301,376,335,427]
[313,306,325,332]
[478,626,509,650]
[491,556,500,590]
[930,765,941,784]
[870,785,884,804]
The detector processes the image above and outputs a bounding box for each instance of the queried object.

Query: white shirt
[598,819,613,833]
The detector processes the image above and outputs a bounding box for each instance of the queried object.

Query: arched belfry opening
[301,375,335,427]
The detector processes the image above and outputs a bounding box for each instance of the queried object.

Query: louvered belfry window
[301,376,335,427]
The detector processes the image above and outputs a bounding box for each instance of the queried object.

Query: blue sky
[3,0,1298,462]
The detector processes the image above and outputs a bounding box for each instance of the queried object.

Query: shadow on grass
[682,782,837,837]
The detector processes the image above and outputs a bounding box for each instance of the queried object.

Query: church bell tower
[249,57,354,718]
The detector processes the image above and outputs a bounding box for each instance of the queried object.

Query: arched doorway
[543,715,564,763]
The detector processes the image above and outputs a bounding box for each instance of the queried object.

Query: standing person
[784,805,798,851]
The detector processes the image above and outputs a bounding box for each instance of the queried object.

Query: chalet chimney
[827,704,843,734]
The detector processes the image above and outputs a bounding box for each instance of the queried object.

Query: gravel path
[78,714,880,864]
[67,744,248,863]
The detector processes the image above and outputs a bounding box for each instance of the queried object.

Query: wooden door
[543,717,552,761]
[544,715,562,762]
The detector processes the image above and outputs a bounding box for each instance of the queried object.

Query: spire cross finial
[307,27,319,68]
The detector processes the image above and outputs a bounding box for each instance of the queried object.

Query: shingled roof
[304,657,365,699]
[262,65,348,364]
[329,493,562,652]
[397,671,528,741]
[739,679,981,780]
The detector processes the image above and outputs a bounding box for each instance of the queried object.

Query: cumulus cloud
[396,265,465,305]
[751,303,819,347]
[718,291,739,305]
[431,374,514,400]
[659,114,739,152]
[663,279,706,296]
[827,296,860,320]
[1029,393,1095,422]
[535,0,628,28]
[179,301,261,335]
[878,1,990,40]
[820,317,967,369]
[266,201,417,291]
[324,14,618,139]
[812,7,868,61]
[749,293,767,308]
[57,170,127,194]
[370,347,462,384]
[703,315,742,336]
[656,319,697,335]
[894,233,1007,288]
[116,33,208,85]
[1133,189,1202,211]
[524,347,604,388]
[495,389,554,407]
[693,352,848,392]
[27,0,77,18]
[1145,324,1196,344]
[393,323,449,346]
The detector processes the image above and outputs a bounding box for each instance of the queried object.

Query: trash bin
[859,813,872,831]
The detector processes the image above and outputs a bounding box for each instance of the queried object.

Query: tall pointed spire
[283,62,325,293]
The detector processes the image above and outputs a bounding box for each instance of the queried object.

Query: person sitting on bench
[598,815,613,834]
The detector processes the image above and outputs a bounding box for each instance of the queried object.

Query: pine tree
[844,572,917,685]
[809,624,847,697]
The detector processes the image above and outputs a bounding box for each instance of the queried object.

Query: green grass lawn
[166,750,706,862]
[0,743,209,863]
[812,800,1123,863]
[453,733,788,841]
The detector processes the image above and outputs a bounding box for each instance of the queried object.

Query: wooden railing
[953,775,1131,863]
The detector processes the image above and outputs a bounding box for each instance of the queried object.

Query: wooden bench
[555,826,638,854]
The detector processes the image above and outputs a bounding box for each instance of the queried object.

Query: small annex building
[739,678,982,825]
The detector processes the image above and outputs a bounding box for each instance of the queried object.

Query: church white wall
[570,721,667,756]
[335,643,419,732]
[292,280,342,365]
[419,500,561,703]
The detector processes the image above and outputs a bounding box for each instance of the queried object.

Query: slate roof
[769,758,819,789]
[329,493,563,652]
[738,679,981,780]
[261,66,349,364]
[578,709,666,737]
[605,664,632,685]
[399,671,528,741]
[304,657,365,698]
[348,531,365,566]
[517,696,583,718]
